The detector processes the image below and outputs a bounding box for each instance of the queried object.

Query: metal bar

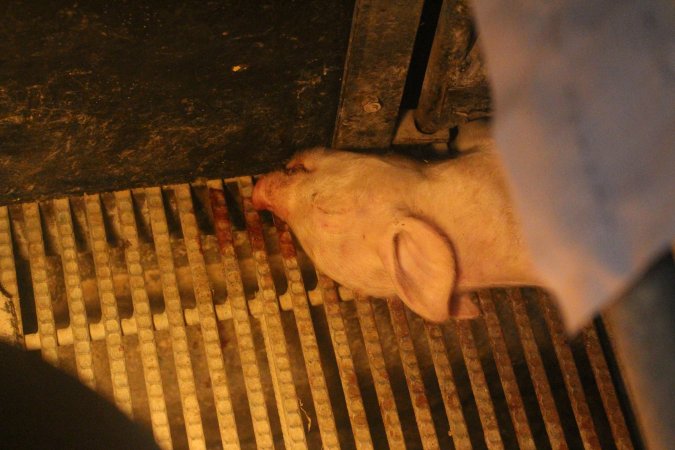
[22,203,59,365]
[478,291,535,450]
[173,184,240,450]
[273,217,341,449]
[537,291,601,449]
[237,176,309,450]
[510,289,568,450]
[145,187,207,449]
[318,275,374,450]
[208,180,275,450]
[582,325,634,450]
[387,298,440,450]
[53,198,96,389]
[114,190,172,450]
[0,206,23,344]
[602,250,675,450]
[83,194,134,417]
[456,319,504,450]
[414,0,490,132]
[423,322,472,450]
[332,0,425,148]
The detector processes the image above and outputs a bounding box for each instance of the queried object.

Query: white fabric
[471,0,675,331]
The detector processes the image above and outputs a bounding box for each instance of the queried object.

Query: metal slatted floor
[0,178,637,449]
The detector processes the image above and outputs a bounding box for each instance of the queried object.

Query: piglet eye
[284,163,309,175]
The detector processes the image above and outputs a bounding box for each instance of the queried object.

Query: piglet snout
[252,176,272,211]
[252,171,293,220]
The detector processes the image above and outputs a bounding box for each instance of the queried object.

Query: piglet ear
[379,217,458,322]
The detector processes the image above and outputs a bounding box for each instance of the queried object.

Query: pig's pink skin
[252,122,540,322]
[252,170,289,217]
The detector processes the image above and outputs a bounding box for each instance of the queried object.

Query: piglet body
[252,122,539,322]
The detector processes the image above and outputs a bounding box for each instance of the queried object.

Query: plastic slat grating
[0,206,22,344]
[273,217,341,449]
[146,187,207,449]
[208,180,275,450]
[115,190,173,449]
[354,294,405,448]
[424,321,472,450]
[174,184,240,449]
[456,319,504,450]
[582,325,634,450]
[537,290,602,449]
[84,194,134,417]
[387,298,440,450]
[319,276,374,450]
[0,179,641,450]
[53,198,97,389]
[477,290,536,450]
[23,203,59,365]
[238,176,309,450]
[510,289,569,450]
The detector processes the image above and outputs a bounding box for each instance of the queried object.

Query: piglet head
[251,155,311,221]
[252,147,479,322]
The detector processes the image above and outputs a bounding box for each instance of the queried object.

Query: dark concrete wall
[0,0,353,204]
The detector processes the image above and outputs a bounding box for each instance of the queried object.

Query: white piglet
[252,121,540,322]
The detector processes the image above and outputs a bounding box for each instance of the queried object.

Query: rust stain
[208,187,234,248]
[274,218,298,260]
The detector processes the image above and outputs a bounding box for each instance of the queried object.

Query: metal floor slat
[0,181,640,450]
